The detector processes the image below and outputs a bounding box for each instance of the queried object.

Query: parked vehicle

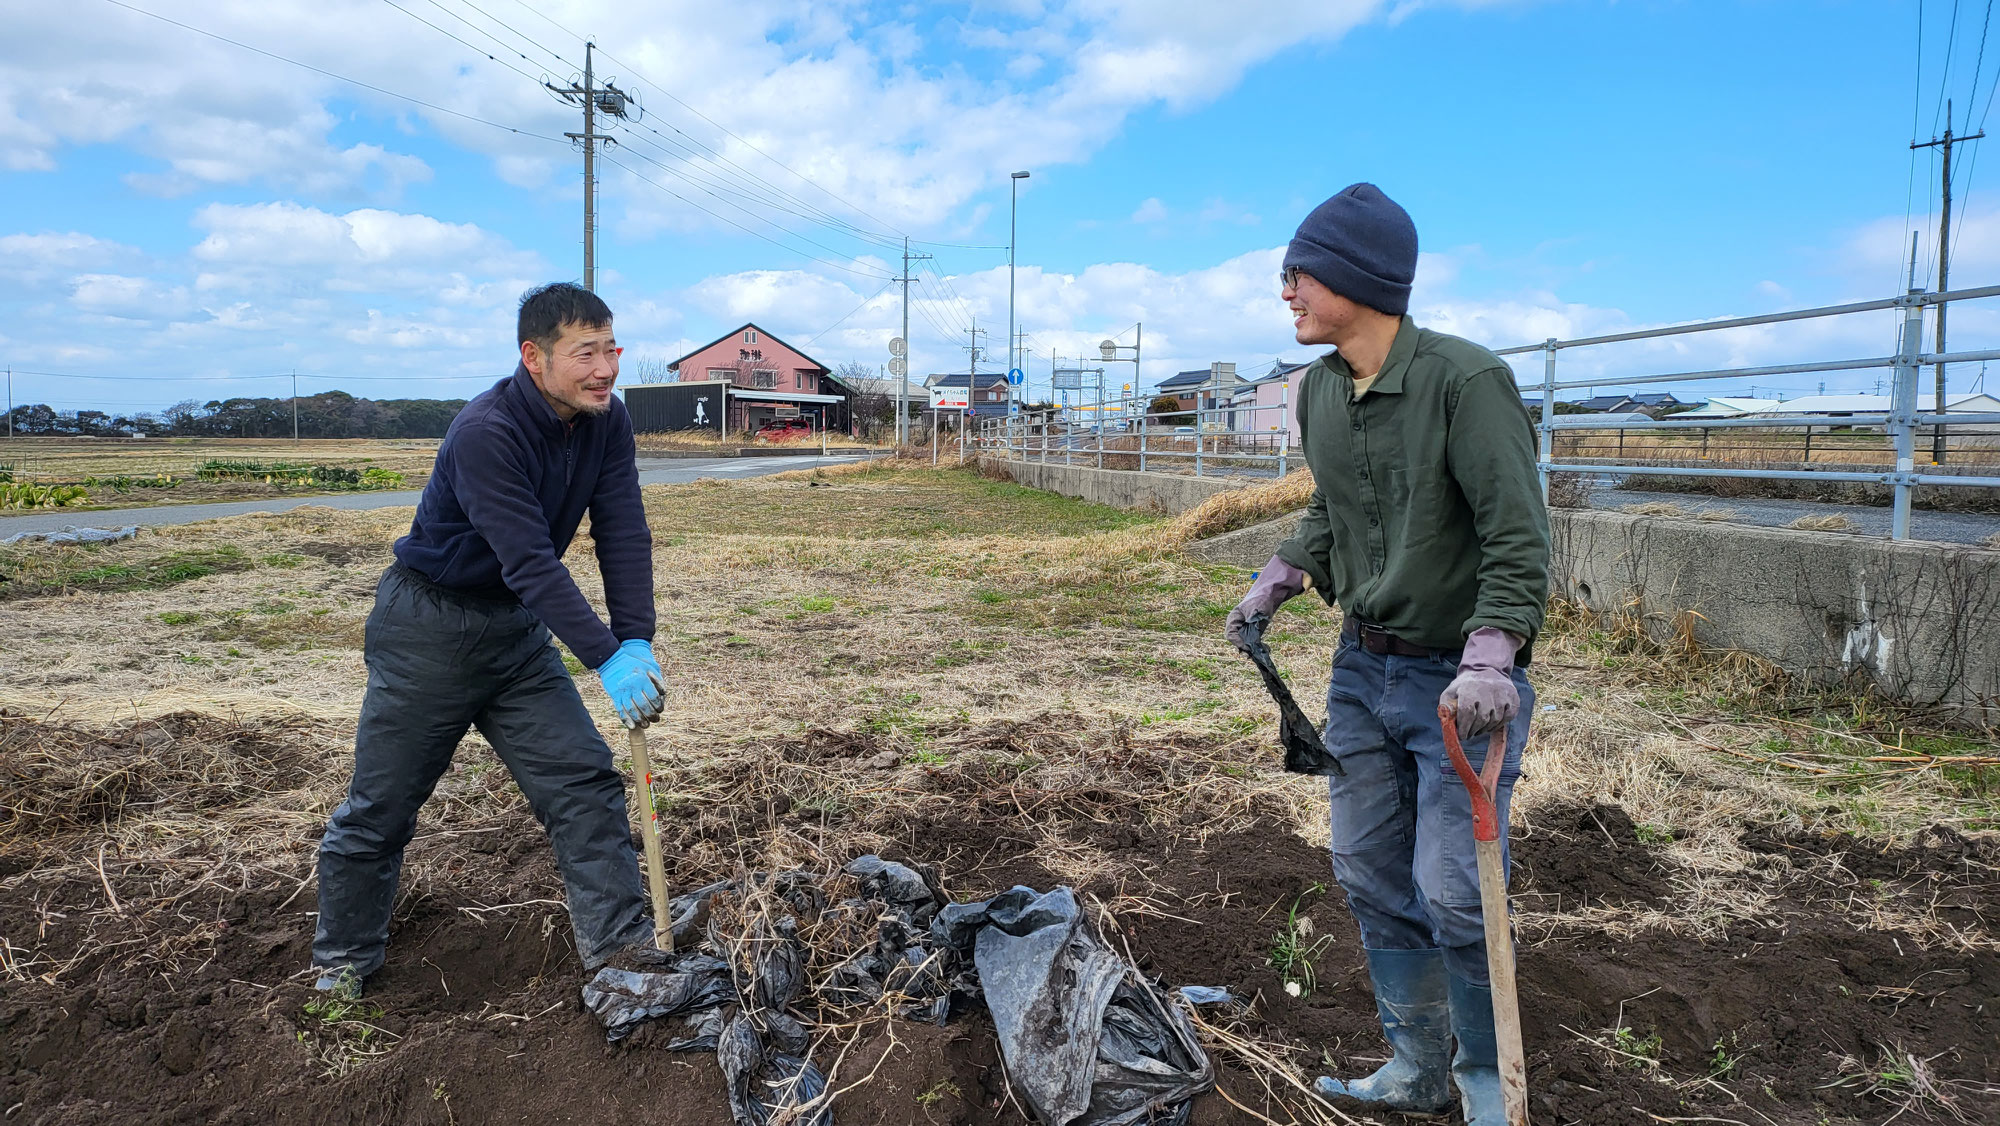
[757,419,813,440]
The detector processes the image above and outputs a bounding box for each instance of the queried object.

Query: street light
[1009,170,1029,435]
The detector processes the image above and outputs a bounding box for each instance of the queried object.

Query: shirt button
[1369,517,1379,527]
[1359,470,1369,480]
[1351,421,1362,430]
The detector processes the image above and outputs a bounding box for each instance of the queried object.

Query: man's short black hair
[518,282,613,353]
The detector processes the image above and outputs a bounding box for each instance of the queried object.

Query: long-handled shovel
[1438,705,1528,1125]
[626,725,674,953]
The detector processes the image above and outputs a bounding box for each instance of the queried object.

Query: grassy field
[1,463,1994,1125]
[0,437,438,510]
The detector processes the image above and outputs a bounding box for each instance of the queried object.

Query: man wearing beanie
[1224,183,1548,1126]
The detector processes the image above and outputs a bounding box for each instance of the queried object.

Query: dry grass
[1166,470,1314,542]
[0,463,1991,1000]
[0,437,438,483]
[1789,513,1859,532]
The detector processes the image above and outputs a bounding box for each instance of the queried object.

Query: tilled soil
[3,792,1996,1126]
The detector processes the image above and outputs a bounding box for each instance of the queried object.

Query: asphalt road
[0,454,868,538]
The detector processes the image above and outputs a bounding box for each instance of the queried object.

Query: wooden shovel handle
[626,726,674,954]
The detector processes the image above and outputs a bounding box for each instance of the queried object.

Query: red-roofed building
[627,324,855,436]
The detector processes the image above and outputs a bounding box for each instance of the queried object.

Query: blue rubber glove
[596,639,665,729]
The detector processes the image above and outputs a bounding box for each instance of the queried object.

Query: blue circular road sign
[1007,368,1024,386]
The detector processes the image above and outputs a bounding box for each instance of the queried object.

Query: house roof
[848,377,926,399]
[925,372,1010,389]
[666,323,831,375]
[727,389,844,405]
[1577,395,1634,411]
[1675,397,1783,418]
[1238,360,1310,386]
[1158,366,1245,389]
[1754,392,2000,415]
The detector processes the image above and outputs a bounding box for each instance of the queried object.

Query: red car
[757,419,812,440]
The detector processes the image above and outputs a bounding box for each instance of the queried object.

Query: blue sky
[5,0,1998,416]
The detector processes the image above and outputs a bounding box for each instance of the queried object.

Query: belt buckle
[1359,623,1391,652]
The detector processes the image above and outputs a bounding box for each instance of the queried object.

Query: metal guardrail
[970,284,2000,541]
[1502,282,2000,539]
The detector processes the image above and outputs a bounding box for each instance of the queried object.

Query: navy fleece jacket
[393,364,655,669]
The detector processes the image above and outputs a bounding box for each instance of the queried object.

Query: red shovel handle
[1439,705,1507,843]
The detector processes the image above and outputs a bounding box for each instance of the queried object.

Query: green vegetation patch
[0,543,253,600]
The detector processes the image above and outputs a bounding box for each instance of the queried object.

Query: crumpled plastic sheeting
[581,857,1213,1126]
[1,525,139,546]
[1236,613,1343,776]
[934,886,1214,1126]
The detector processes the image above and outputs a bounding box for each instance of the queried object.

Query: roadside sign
[774,405,800,419]
[1008,402,1021,416]
[887,356,907,376]
[1007,368,1024,386]
[931,385,968,410]
[888,337,907,357]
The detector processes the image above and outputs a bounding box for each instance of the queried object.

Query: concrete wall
[1550,510,2000,723]
[981,457,1243,513]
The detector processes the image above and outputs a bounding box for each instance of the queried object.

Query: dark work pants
[313,566,651,977]
[1322,639,1534,986]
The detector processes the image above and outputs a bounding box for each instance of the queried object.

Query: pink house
[664,324,853,434]
[1229,361,1308,448]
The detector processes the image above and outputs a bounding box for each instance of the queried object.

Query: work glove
[1440,627,1522,739]
[597,639,666,729]
[1224,555,1309,652]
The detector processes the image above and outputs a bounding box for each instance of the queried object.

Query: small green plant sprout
[1707,1030,1757,1079]
[1610,1024,1664,1070]
[1823,1046,1970,1121]
[1268,884,1335,997]
[798,594,835,612]
[906,747,948,767]
[915,1079,961,1108]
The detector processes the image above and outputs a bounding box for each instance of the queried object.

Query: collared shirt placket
[1348,387,1387,576]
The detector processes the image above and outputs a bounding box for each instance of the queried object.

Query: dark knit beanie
[1283,183,1418,316]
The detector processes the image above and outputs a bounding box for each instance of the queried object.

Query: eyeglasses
[1279,266,1305,291]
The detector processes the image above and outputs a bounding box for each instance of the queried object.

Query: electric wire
[98,0,566,144]
[378,0,546,85]
[804,279,897,346]
[436,0,577,71]
[500,0,909,240]
[601,152,892,280]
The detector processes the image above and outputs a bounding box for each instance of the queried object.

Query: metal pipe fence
[972,284,2000,540]
[971,380,1303,478]
[1503,281,2000,539]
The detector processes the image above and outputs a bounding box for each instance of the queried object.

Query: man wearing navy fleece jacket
[313,283,666,994]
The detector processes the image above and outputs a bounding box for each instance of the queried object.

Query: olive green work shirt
[1275,316,1551,663]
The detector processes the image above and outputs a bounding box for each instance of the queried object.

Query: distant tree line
[4,391,469,439]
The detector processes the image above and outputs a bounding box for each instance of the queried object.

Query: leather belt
[1342,618,1442,659]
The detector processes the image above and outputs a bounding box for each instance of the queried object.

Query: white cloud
[1,0,1464,228]
[1130,198,1168,223]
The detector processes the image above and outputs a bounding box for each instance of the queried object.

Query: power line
[99,0,565,144]
[502,0,908,240]
[805,279,897,346]
[378,0,545,84]
[423,0,573,73]
[601,153,893,280]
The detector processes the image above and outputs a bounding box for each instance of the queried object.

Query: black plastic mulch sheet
[933,885,1214,1126]
[580,857,1214,1126]
[1235,612,1343,776]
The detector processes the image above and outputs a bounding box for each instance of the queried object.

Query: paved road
[1593,486,2000,545]
[0,454,868,537]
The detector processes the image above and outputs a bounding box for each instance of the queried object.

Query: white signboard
[931,385,969,410]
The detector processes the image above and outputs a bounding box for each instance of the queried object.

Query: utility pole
[897,237,932,446]
[291,370,299,443]
[1913,98,1983,463]
[548,43,636,291]
[963,320,986,460]
[5,367,11,439]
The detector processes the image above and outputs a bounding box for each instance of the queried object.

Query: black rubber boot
[1313,948,1453,1112]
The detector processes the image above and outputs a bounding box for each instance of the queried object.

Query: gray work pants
[313,565,651,978]
[1322,639,1534,986]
